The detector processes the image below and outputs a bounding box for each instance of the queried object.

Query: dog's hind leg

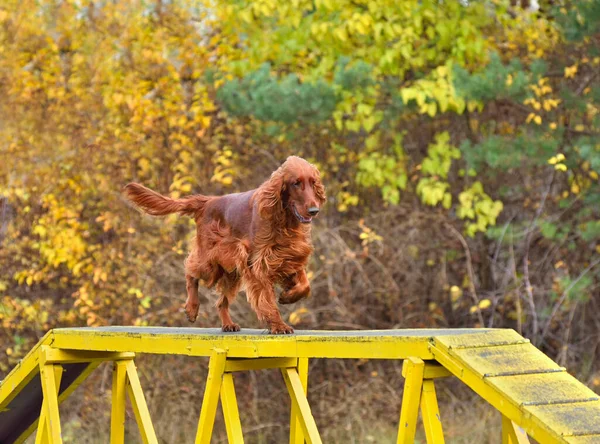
[215,271,242,332]
[184,245,209,322]
[184,274,200,322]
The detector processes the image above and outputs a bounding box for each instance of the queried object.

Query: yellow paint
[290,357,309,444]
[125,360,158,444]
[502,415,530,444]
[111,361,127,444]
[196,348,227,444]
[420,380,445,444]
[220,373,244,444]
[35,365,62,444]
[225,357,298,372]
[3,327,600,444]
[397,357,424,444]
[39,362,62,444]
[281,367,322,444]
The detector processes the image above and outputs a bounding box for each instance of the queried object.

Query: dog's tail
[122,183,209,217]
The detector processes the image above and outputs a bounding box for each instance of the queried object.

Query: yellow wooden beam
[420,380,445,444]
[35,365,63,444]
[49,328,439,360]
[429,343,563,444]
[221,373,244,444]
[0,331,53,411]
[195,348,227,444]
[42,349,135,364]
[290,358,309,444]
[225,357,298,372]
[397,357,425,444]
[111,361,128,444]
[502,415,530,444]
[15,361,102,444]
[39,363,62,444]
[125,360,158,444]
[402,360,452,380]
[281,367,322,444]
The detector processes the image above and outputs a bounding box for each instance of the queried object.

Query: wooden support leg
[221,372,244,444]
[397,357,425,444]
[36,365,63,444]
[111,361,128,444]
[290,358,308,444]
[39,363,63,444]
[420,380,444,444]
[196,348,228,444]
[502,415,530,444]
[281,367,322,444]
[125,360,158,444]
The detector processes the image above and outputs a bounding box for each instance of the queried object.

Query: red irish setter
[123,156,326,334]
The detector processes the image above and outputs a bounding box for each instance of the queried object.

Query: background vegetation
[1,0,599,441]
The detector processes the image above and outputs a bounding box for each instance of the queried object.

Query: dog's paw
[184,303,199,323]
[269,323,294,334]
[222,323,241,332]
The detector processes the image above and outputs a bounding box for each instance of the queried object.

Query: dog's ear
[256,167,286,219]
[313,167,327,206]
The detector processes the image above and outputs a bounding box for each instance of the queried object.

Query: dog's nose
[307,207,320,216]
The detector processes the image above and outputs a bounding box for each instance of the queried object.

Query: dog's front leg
[245,274,294,334]
[279,269,311,305]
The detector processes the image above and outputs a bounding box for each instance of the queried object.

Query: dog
[123,156,326,334]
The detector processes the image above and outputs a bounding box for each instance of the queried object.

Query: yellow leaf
[564,64,578,79]
[450,285,462,302]
[478,299,491,310]
[534,115,542,125]
[426,102,437,117]
[505,74,513,86]
[549,122,557,130]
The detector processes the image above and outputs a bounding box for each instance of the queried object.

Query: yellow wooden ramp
[0,327,598,443]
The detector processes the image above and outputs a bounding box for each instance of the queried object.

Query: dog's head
[257,156,326,225]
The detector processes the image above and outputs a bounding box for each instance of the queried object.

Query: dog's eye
[293,180,302,188]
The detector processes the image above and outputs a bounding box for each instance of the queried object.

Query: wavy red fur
[122,156,326,334]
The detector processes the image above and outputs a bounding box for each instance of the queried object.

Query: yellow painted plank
[125,360,158,444]
[524,401,600,437]
[195,349,227,444]
[397,357,424,444]
[35,366,63,444]
[502,415,530,444]
[225,357,298,372]
[433,329,528,349]
[429,343,564,444]
[290,357,308,444]
[48,328,467,359]
[14,361,101,444]
[39,364,62,444]
[420,380,445,444]
[448,343,562,377]
[489,372,599,407]
[296,336,433,359]
[281,368,322,444]
[111,361,128,444]
[220,373,244,444]
[0,331,53,410]
[565,435,600,444]
[402,361,452,379]
[43,349,135,364]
